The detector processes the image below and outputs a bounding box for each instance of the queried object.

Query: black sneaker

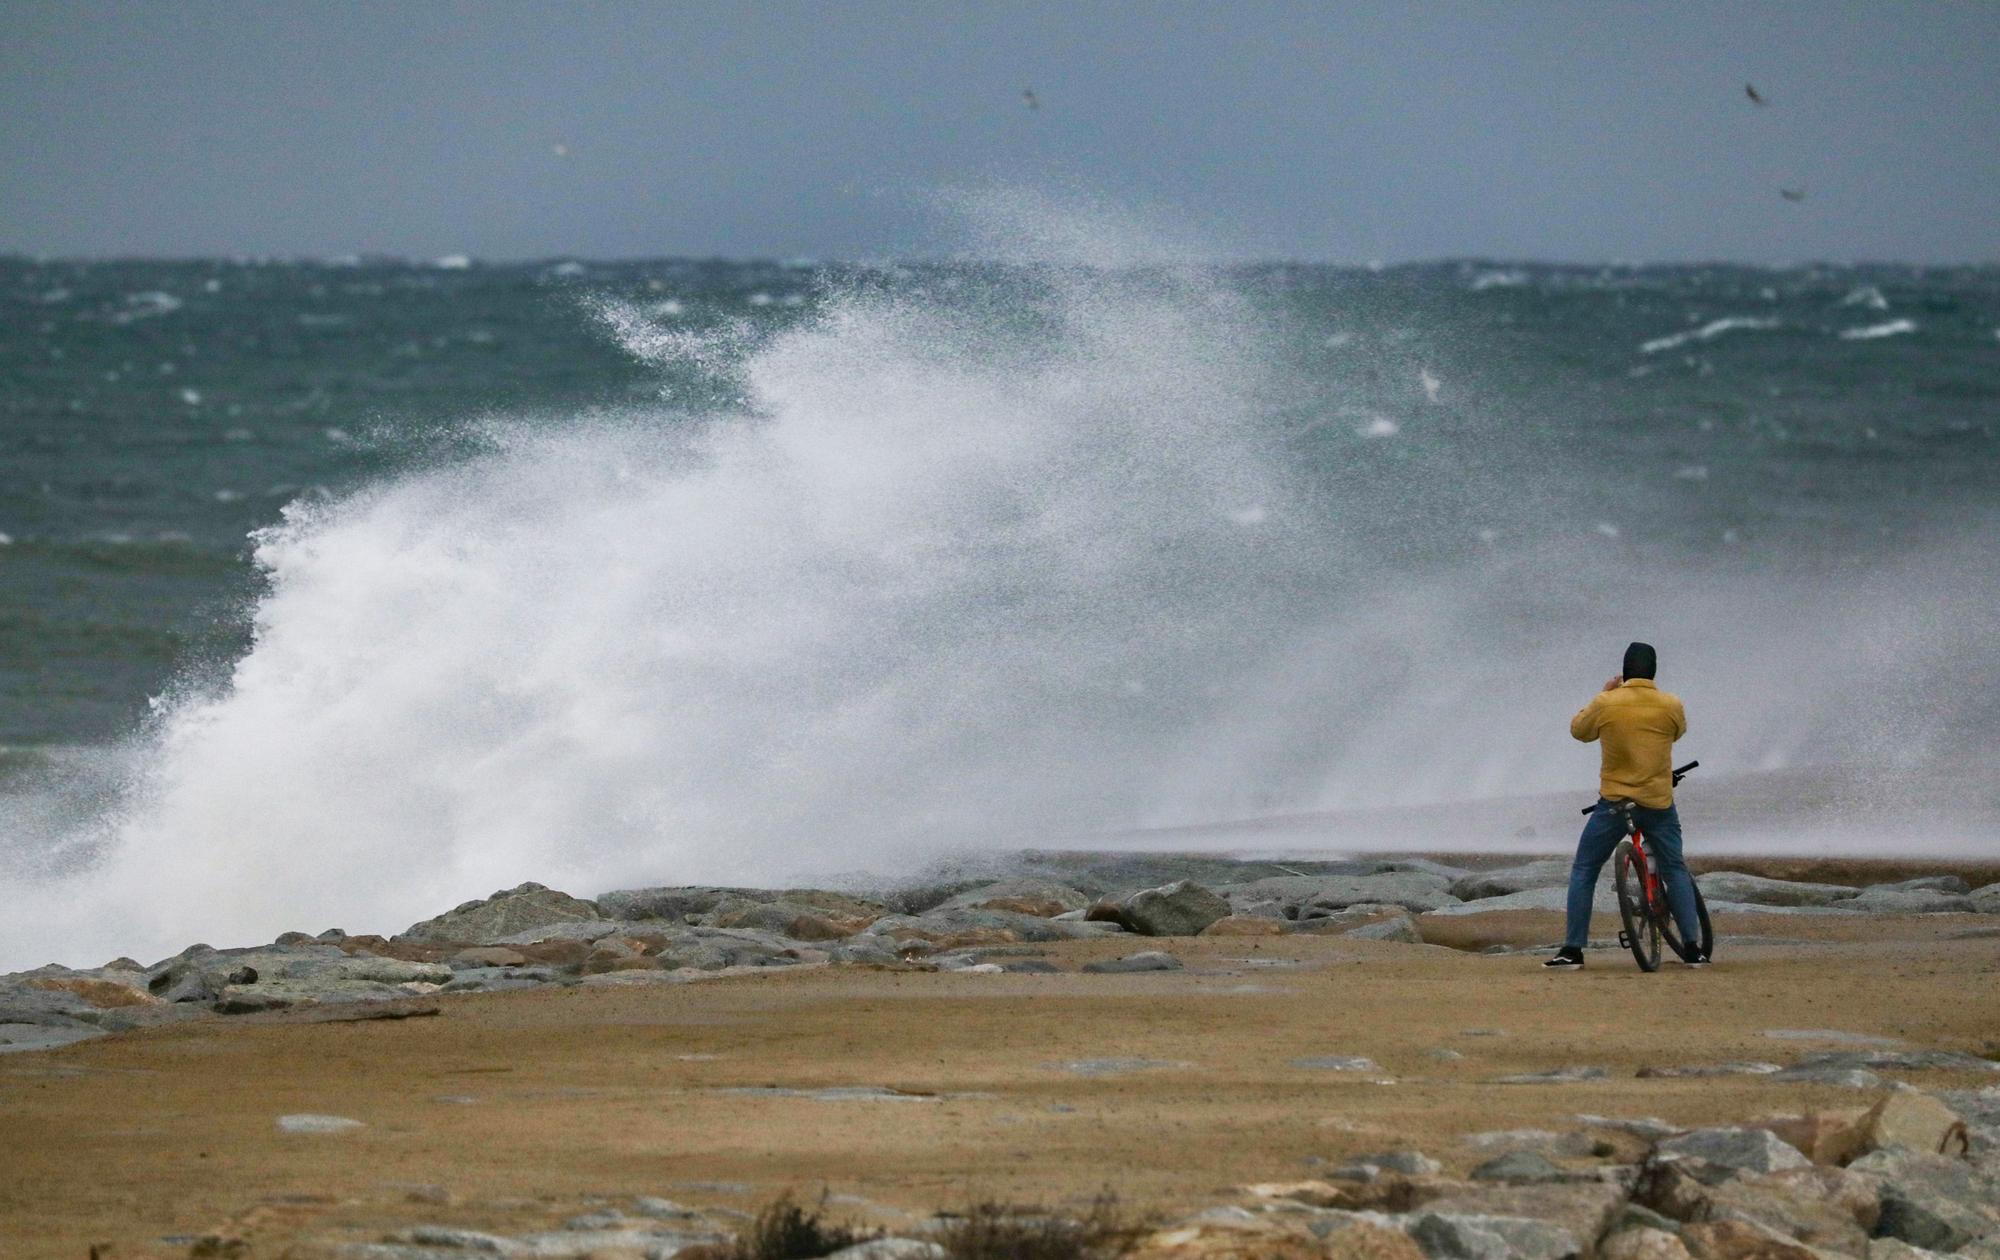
[1681,951,1711,968]
[1542,948,1584,969]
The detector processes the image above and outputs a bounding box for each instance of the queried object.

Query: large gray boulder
[865,907,1116,944]
[1850,1149,2000,1252]
[1694,872,1861,907]
[1094,880,1231,936]
[1218,872,1459,915]
[397,882,602,944]
[1971,883,2000,914]
[1872,876,1972,895]
[1844,888,1978,915]
[1405,1211,1580,1260]
[1655,1127,1811,1176]
[1450,859,1572,902]
[143,942,451,1011]
[937,879,1090,918]
[1424,885,1616,918]
[594,886,768,921]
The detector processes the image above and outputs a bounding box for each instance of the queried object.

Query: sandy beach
[6,891,1996,1259]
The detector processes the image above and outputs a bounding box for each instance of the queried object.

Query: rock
[1131,1220,1331,1260]
[1600,1227,1695,1260]
[1971,883,2000,913]
[1843,888,1978,915]
[1201,916,1290,937]
[1097,880,1232,936]
[937,879,1090,918]
[822,1239,947,1260]
[1353,1151,1443,1177]
[1491,1066,1608,1085]
[1767,1066,1885,1089]
[22,975,159,1009]
[1656,1128,1812,1176]
[1694,873,1861,908]
[1794,1048,2000,1074]
[711,899,879,940]
[1762,1029,1907,1047]
[1450,859,1571,901]
[396,882,601,944]
[1688,1166,1878,1255]
[0,1022,107,1053]
[1679,1219,1821,1260]
[1045,1057,1187,1076]
[276,1114,363,1134]
[1762,1109,1871,1166]
[1464,1130,1600,1158]
[1871,876,1971,895]
[866,907,1115,946]
[1861,1093,1972,1157]
[141,944,455,1012]
[1221,872,1461,915]
[1320,1222,1429,1260]
[1406,1211,1579,1260]
[387,1225,521,1250]
[1866,1241,1948,1260]
[1345,914,1425,944]
[1838,1149,2000,1252]
[448,946,530,969]
[1420,1182,1627,1251]
[1424,885,1619,918]
[1081,951,1184,974]
[1292,1056,1384,1073]
[1639,1063,1784,1079]
[593,885,760,921]
[1578,1115,1684,1141]
[1470,1151,1568,1183]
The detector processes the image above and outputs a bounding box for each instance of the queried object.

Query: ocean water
[3,214,1997,966]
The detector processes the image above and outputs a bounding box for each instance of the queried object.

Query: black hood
[1623,641,1657,680]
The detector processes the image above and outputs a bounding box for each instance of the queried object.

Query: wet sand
[4,907,1997,1258]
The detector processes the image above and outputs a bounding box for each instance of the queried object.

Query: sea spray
[2,207,1996,971]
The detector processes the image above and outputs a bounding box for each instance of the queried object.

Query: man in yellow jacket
[1546,641,1704,969]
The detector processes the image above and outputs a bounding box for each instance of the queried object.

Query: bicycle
[1579,760,1713,972]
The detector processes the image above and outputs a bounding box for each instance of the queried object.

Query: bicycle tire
[1613,839,1660,972]
[1661,879,1715,964]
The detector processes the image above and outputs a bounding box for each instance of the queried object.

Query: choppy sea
[3,244,1996,965]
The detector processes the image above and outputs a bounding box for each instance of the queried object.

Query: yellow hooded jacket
[1570,678,1687,809]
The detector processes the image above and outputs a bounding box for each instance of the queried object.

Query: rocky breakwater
[250,1078,2000,1259]
[0,862,1463,1056]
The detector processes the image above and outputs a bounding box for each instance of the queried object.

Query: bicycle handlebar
[1579,761,1699,814]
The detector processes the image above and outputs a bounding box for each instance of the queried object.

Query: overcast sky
[3,0,1996,263]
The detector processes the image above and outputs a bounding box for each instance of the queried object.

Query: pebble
[1045,1057,1188,1076]
[275,1114,363,1134]
[1291,1056,1383,1072]
[1080,951,1184,974]
[1491,1066,1608,1084]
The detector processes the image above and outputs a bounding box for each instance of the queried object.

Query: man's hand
[1603,675,1623,692]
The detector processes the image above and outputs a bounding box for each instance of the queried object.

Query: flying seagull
[1022,87,1040,111]
[1780,187,1807,202]
[1745,82,1769,106]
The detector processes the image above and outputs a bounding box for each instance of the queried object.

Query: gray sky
[4,0,1996,263]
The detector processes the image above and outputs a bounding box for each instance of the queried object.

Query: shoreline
[3,852,1999,1257]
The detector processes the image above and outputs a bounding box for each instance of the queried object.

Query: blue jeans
[1566,800,1700,951]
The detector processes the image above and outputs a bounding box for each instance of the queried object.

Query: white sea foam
[1839,285,1889,311]
[433,254,473,270]
[1839,319,1917,341]
[1639,317,1779,354]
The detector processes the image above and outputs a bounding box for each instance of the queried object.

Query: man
[1545,641,1705,969]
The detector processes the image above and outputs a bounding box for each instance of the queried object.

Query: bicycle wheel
[1613,839,1660,972]
[1661,878,1715,964]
